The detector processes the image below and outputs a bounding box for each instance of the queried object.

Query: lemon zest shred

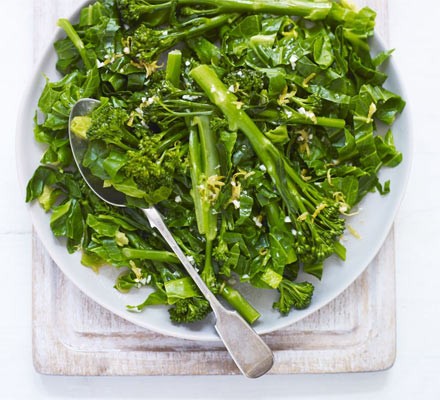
[225,169,255,208]
[327,168,333,186]
[347,225,361,239]
[300,169,312,181]
[312,203,327,220]
[297,212,309,222]
[277,85,297,105]
[302,72,316,88]
[199,174,225,204]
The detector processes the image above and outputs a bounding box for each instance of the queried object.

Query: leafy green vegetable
[26,0,405,324]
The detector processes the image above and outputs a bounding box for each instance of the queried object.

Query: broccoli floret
[168,296,211,323]
[87,101,140,149]
[223,68,266,104]
[130,24,179,64]
[292,202,345,267]
[273,279,314,315]
[123,132,183,197]
[117,0,165,25]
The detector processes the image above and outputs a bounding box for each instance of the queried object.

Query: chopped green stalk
[121,248,179,263]
[195,116,221,239]
[219,283,261,324]
[188,116,220,241]
[258,108,346,129]
[166,50,182,87]
[188,125,205,234]
[189,115,221,290]
[315,117,346,129]
[201,239,216,290]
[57,18,93,70]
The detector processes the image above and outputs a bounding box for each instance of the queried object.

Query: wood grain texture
[32,0,395,375]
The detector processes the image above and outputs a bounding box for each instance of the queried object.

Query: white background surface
[2,0,439,398]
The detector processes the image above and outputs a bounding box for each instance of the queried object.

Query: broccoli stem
[174,14,235,44]
[333,240,346,261]
[219,284,261,324]
[57,18,93,70]
[315,116,346,129]
[121,248,179,263]
[120,0,332,22]
[201,239,215,289]
[257,109,346,129]
[165,50,182,88]
[188,124,205,235]
[189,115,220,291]
[189,116,219,241]
[180,0,331,20]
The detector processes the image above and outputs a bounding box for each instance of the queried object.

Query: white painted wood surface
[32,0,396,376]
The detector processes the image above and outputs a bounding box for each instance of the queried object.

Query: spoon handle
[143,207,220,306]
[142,207,274,378]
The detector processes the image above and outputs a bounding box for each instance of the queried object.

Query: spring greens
[26,0,405,323]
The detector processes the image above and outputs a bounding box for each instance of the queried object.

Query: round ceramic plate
[16,1,412,341]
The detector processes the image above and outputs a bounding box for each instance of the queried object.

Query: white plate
[16,2,412,341]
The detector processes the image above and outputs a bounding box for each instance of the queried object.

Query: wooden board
[32,0,395,375]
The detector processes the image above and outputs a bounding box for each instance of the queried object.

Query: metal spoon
[68,98,274,378]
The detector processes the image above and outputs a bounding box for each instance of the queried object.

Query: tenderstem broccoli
[190,65,346,274]
[129,14,234,63]
[168,297,211,323]
[273,279,314,315]
[117,0,333,24]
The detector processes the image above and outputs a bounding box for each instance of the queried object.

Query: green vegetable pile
[26,0,405,324]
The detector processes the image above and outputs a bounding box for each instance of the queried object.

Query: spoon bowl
[69,98,127,207]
